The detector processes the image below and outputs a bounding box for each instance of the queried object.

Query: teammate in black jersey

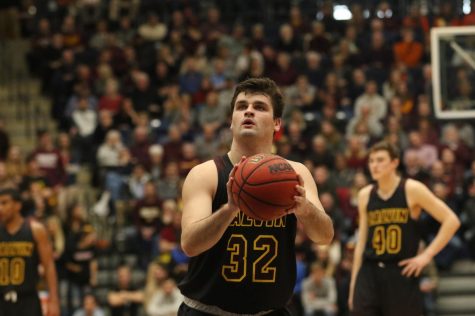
[178,77,334,315]
[349,141,460,316]
[0,188,59,316]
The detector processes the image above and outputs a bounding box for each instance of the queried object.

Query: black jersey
[364,178,420,262]
[0,220,40,294]
[179,155,298,314]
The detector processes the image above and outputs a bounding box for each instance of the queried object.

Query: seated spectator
[301,262,338,316]
[307,135,335,169]
[30,130,66,187]
[148,144,164,182]
[73,293,105,316]
[157,162,181,200]
[353,80,387,122]
[98,79,123,115]
[138,13,167,42]
[144,262,170,308]
[145,278,183,316]
[393,27,424,69]
[404,130,438,171]
[107,265,144,316]
[96,130,124,168]
[178,143,200,177]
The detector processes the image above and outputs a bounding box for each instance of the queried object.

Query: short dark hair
[0,188,22,202]
[230,77,285,118]
[369,141,400,160]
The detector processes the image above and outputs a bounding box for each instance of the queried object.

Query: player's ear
[273,118,282,132]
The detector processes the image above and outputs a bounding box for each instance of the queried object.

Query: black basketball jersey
[364,178,420,262]
[0,220,40,294]
[179,155,298,314]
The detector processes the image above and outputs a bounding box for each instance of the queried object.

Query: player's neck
[228,141,273,164]
[5,215,24,235]
[377,174,401,195]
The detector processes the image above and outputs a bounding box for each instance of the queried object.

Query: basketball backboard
[431,26,475,119]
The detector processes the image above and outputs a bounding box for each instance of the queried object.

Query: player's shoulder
[404,178,429,196]
[29,219,48,239]
[287,160,309,174]
[358,184,374,199]
[183,160,218,186]
[187,159,217,176]
[404,178,425,189]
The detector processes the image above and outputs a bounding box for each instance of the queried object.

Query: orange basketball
[231,154,299,221]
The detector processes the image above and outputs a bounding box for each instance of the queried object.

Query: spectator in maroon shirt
[30,130,65,187]
[129,126,152,169]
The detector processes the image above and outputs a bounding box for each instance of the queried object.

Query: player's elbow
[451,213,461,231]
[181,239,199,257]
[320,225,335,245]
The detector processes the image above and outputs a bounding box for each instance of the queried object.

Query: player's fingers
[295,185,305,195]
[398,259,409,266]
[414,265,423,277]
[401,264,412,276]
[297,174,304,186]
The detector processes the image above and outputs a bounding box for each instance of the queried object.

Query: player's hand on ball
[289,174,310,216]
[227,156,246,213]
[398,252,431,277]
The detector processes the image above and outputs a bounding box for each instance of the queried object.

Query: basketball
[231,154,299,221]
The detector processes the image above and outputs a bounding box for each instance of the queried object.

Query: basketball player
[178,77,334,315]
[0,188,60,316]
[349,141,460,316]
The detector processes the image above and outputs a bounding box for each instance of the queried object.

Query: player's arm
[399,179,460,277]
[181,160,240,257]
[348,185,371,311]
[290,162,334,245]
[32,221,60,316]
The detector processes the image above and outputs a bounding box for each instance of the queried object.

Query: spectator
[393,27,424,69]
[107,265,144,316]
[30,130,66,187]
[145,278,183,316]
[404,130,438,171]
[73,293,105,316]
[138,13,167,42]
[301,262,337,316]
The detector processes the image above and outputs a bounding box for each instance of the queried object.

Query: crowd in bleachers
[1,0,475,315]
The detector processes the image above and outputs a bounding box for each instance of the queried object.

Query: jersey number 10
[0,257,25,285]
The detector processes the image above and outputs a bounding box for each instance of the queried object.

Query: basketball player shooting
[348,141,460,316]
[178,77,334,315]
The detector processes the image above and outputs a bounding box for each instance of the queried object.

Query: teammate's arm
[32,221,60,316]
[348,185,371,310]
[290,162,333,244]
[181,160,240,257]
[399,179,460,277]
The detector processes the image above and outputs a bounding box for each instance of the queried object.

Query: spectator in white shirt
[354,80,387,121]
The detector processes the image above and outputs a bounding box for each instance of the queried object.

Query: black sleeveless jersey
[0,220,40,294]
[179,155,298,314]
[364,178,420,262]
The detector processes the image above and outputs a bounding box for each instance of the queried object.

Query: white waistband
[183,296,274,316]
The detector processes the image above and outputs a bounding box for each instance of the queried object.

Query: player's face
[230,92,281,139]
[368,150,398,180]
[0,195,20,225]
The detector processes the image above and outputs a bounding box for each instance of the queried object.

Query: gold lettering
[367,208,410,226]
[0,242,34,257]
[231,212,287,228]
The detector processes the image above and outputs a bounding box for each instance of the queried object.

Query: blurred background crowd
[0,0,475,315]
